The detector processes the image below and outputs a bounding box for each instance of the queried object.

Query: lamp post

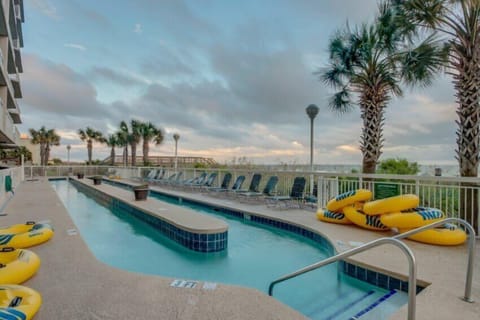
[67,145,71,164]
[306,104,319,196]
[67,144,71,175]
[173,133,180,172]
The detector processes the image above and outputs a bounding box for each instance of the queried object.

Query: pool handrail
[268,218,476,320]
[393,217,476,302]
[268,237,417,319]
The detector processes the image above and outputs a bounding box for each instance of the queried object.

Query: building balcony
[0,97,20,146]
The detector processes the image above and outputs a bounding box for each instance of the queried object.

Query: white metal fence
[22,165,480,233]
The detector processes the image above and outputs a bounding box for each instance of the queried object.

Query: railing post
[394,218,475,303]
[318,176,324,208]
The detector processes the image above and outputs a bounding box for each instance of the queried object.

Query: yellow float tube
[0,248,41,284]
[0,285,42,320]
[363,194,419,215]
[0,222,54,249]
[380,207,445,229]
[317,209,352,225]
[343,205,389,231]
[326,189,372,212]
[400,224,467,246]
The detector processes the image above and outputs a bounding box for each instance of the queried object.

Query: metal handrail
[393,217,476,302]
[268,218,476,320]
[268,238,418,320]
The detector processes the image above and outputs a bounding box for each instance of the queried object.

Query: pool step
[352,290,408,320]
[322,290,375,320]
[303,287,400,320]
[348,290,397,319]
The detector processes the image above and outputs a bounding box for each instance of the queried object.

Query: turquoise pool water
[51,180,406,319]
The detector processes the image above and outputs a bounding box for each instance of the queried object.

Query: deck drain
[66,229,77,236]
[170,279,198,289]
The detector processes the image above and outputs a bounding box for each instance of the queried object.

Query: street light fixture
[67,144,72,175]
[173,133,180,172]
[67,145,71,164]
[306,104,319,196]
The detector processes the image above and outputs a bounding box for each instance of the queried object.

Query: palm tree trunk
[454,48,480,232]
[39,143,45,166]
[110,147,115,166]
[123,145,128,167]
[44,144,50,166]
[143,139,149,165]
[359,94,386,174]
[131,143,137,166]
[87,140,93,165]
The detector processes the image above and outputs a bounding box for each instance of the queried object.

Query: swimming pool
[51,180,407,319]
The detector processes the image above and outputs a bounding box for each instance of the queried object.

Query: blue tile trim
[105,179,425,294]
[48,177,67,181]
[340,261,424,293]
[69,179,227,253]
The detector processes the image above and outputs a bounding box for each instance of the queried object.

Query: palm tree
[78,127,104,165]
[118,121,130,166]
[105,134,119,166]
[29,126,60,165]
[29,127,46,166]
[44,129,60,165]
[319,5,445,173]
[388,0,480,230]
[12,146,32,163]
[129,120,142,166]
[389,0,480,177]
[138,122,164,165]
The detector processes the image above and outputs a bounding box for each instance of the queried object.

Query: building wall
[19,136,40,165]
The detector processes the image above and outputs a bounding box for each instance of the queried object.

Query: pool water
[51,180,407,319]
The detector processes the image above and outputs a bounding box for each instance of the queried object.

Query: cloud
[141,46,195,77]
[19,54,112,121]
[66,0,112,29]
[134,23,143,34]
[64,43,86,51]
[89,67,146,87]
[29,0,59,19]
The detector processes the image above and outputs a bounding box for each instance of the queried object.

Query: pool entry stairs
[303,288,403,320]
[269,218,476,320]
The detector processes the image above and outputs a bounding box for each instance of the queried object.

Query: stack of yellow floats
[316,189,467,246]
[0,221,54,319]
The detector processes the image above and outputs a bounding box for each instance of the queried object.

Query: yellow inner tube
[0,222,54,249]
[363,194,419,215]
[317,209,352,225]
[343,206,389,231]
[400,225,467,246]
[0,248,41,284]
[0,284,42,320]
[326,189,372,212]
[380,207,444,229]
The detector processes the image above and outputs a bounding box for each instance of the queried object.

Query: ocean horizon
[257,164,461,177]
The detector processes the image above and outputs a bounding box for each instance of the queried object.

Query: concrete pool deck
[2,178,480,319]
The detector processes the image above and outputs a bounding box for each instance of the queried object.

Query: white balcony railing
[1,105,18,144]
[14,4,21,20]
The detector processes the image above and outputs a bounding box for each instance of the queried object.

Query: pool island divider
[69,178,228,253]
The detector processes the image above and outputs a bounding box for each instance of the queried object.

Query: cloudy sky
[19,0,458,165]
